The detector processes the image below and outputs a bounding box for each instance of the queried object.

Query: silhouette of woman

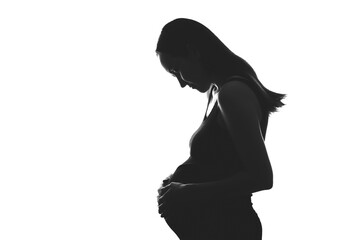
[156,18,285,240]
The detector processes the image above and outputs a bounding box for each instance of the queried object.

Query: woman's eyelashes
[170,69,183,80]
[169,68,178,75]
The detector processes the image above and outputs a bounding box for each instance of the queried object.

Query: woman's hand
[157,182,191,219]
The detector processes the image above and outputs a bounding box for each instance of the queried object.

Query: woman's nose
[177,77,187,88]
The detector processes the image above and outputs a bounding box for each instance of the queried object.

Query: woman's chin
[186,84,207,93]
[194,88,207,93]
[200,86,211,93]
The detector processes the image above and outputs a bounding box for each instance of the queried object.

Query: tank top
[171,79,267,188]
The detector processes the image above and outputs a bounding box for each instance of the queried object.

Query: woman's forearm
[186,171,272,203]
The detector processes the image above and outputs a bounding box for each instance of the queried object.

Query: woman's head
[156,18,256,81]
[156,18,285,113]
[156,18,222,59]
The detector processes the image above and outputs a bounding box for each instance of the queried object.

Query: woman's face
[158,52,211,93]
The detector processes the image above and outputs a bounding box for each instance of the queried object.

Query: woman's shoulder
[217,77,262,119]
[218,77,258,103]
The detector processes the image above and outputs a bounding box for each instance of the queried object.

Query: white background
[1,1,359,239]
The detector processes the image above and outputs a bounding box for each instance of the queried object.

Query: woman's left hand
[157,182,191,219]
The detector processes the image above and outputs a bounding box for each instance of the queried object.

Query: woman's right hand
[156,174,194,239]
[157,174,173,204]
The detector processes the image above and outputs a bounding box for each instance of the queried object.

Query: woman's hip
[178,201,262,240]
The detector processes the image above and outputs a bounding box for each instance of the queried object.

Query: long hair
[156,18,285,114]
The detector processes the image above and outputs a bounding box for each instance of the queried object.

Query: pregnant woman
[156,18,285,240]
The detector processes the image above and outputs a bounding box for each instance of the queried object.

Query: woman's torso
[166,79,267,239]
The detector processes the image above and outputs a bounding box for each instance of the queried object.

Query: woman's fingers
[161,183,172,191]
[158,201,172,219]
[157,188,170,205]
[158,202,165,214]
[157,175,173,197]
[158,183,171,197]
[163,174,173,183]
[161,208,169,218]
[158,183,168,194]
[156,180,176,218]
[159,203,171,218]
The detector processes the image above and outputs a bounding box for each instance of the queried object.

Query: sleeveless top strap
[203,84,217,120]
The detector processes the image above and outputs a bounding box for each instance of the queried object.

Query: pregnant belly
[164,162,223,239]
[164,163,200,238]
[163,158,253,238]
[170,162,203,184]
[171,161,226,184]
